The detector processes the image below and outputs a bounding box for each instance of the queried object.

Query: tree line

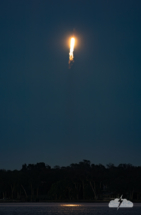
[0,160,141,202]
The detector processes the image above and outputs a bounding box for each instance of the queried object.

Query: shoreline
[0,200,141,203]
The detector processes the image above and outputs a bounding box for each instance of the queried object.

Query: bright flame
[69,37,75,61]
[68,37,75,68]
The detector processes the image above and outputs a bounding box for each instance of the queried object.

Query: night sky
[0,1,141,170]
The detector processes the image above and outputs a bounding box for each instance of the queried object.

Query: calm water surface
[0,203,140,215]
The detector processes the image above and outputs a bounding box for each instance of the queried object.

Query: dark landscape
[0,160,141,202]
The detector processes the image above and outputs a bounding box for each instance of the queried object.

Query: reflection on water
[61,204,80,207]
[0,203,140,215]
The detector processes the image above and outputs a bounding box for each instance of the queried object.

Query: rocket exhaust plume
[68,37,75,68]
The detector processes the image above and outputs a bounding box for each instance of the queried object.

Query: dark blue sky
[0,0,141,170]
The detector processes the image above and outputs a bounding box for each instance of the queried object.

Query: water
[0,203,140,215]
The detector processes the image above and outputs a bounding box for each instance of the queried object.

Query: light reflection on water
[0,203,140,215]
[60,204,80,207]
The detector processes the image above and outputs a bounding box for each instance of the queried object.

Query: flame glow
[61,204,80,207]
[68,37,75,68]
